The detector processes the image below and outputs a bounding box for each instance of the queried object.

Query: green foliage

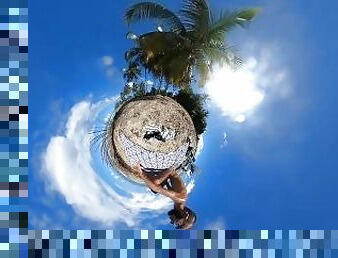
[117,83,208,135]
[172,88,208,135]
[120,0,259,134]
[124,0,260,88]
[125,1,186,33]
[116,82,147,108]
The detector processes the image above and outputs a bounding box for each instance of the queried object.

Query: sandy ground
[110,95,197,184]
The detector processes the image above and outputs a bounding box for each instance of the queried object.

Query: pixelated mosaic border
[27,230,338,258]
[0,1,29,257]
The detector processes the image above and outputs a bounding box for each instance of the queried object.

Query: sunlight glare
[205,62,264,122]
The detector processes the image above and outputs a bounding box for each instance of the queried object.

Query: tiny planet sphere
[107,95,198,184]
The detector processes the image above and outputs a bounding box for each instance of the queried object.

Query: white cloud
[207,41,303,163]
[186,180,195,193]
[205,43,289,123]
[101,56,114,66]
[100,55,122,81]
[205,217,226,229]
[41,98,179,227]
[220,132,228,148]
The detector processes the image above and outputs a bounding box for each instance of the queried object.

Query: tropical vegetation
[124,0,260,87]
[118,0,259,135]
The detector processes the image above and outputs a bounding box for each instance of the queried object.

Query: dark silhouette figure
[133,164,197,229]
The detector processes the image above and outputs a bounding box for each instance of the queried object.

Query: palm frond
[138,32,183,57]
[192,43,242,87]
[180,0,210,37]
[143,46,192,87]
[205,43,242,68]
[125,2,186,33]
[89,114,116,169]
[124,1,260,90]
[208,8,260,42]
[136,31,193,86]
[124,47,144,81]
[125,47,143,63]
[195,61,209,87]
[124,63,141,82]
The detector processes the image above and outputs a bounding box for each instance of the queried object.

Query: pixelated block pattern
[0,5,28,209]
[0,212,28,257]
[27,230,338,258]
[120,133,189,170]
[0,1,28,257]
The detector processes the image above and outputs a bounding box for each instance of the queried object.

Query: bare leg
[167,173,187,201]
[142,167,174,185]
[134,165,187,204]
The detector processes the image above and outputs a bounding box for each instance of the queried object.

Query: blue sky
[29,0,338,229]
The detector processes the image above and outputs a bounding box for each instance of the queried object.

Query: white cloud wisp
[41,98,185,227]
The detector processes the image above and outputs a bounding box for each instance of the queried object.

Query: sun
[205,59,265,123]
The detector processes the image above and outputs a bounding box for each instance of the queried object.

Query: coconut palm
[124,0,260,87]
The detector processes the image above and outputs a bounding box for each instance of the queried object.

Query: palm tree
[124,0,260,88]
